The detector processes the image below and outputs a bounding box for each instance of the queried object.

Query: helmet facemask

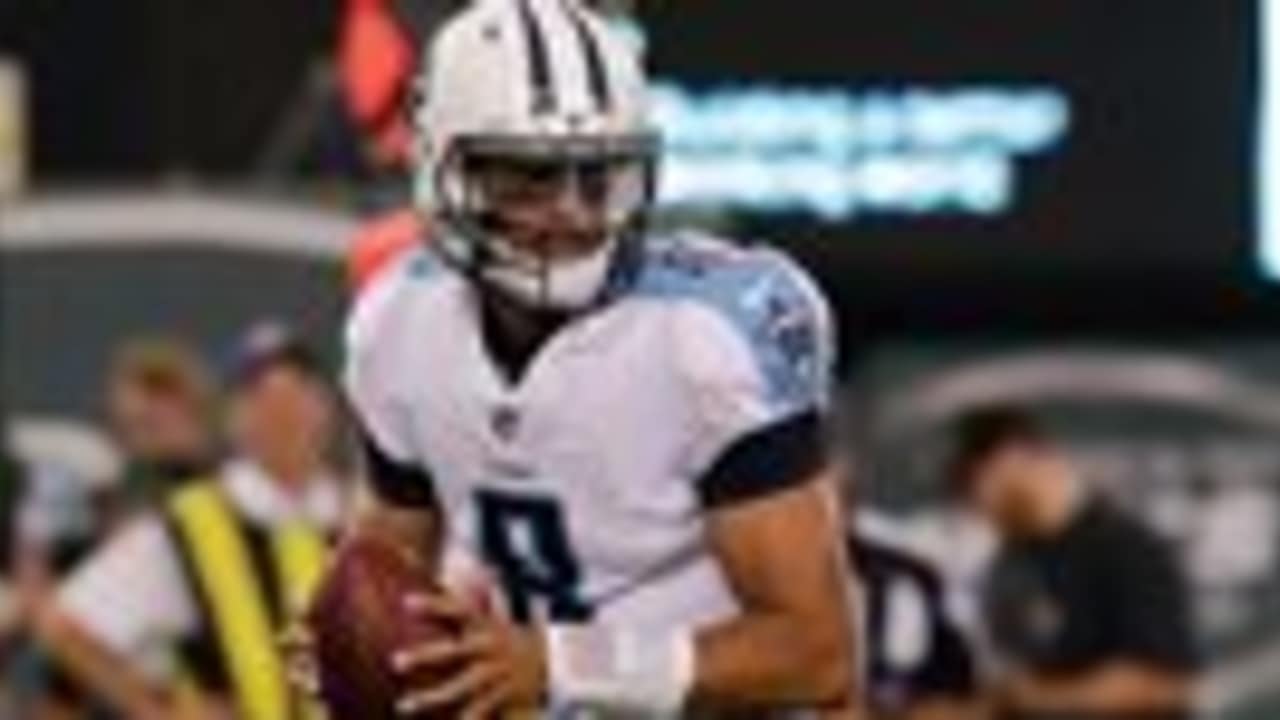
[434,132,658,311]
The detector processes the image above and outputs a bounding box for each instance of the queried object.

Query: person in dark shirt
[946,406,1199,720]
[852,511,980,720]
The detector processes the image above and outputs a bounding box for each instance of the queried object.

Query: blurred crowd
[0,321,353,719]
[0,324,1203,719]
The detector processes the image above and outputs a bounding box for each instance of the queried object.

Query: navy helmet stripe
[561,0,612,111]
[516,0,556,114]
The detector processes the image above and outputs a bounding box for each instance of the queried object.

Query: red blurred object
[347,208,426,295]
[338,0,416,167]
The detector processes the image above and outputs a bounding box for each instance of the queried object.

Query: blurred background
[1,0,1278,718]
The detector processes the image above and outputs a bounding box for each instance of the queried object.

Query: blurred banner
[851,342,1280,717]
[639,0,1258,276]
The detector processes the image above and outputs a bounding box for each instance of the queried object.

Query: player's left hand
[391,591,546,718]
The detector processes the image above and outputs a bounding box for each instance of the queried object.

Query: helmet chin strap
[481,238,616,311]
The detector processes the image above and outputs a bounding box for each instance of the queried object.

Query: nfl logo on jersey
[491,404,521,442]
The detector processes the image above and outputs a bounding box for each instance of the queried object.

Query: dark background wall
[2,0,1277,352]
[0,0,339,176]
[637,0,1272,345]
[1,247,345,418]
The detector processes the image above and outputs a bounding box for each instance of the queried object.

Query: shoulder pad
[345,247,445,357]
[637,232,833,409]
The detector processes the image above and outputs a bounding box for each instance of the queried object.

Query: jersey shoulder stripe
[632,231,835,410]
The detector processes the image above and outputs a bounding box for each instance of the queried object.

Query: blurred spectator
[852,510,980,720]
[105,338,218,510]
[948,406,1199,720]
[4,420,121,719]
[7,462,117,720]
[16,464,121,581]
[34,322,346,720]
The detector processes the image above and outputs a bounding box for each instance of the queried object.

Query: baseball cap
[224,320,323,388]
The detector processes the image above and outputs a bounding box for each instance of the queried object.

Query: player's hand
[278,621,321,698]
[391,591,547,718]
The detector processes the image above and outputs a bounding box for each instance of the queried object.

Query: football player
[333,0,861,715]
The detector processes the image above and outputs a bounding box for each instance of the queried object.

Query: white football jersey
[343,232,835,636]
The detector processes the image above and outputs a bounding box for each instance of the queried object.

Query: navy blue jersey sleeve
[696,410,828,509]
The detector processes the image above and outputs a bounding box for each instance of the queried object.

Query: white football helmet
[413,0,658,310]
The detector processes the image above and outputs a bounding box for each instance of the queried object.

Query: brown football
[306,535,463,719]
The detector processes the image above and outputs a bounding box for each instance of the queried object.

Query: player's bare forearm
[31,605,170,720]
[816,702,870,720]
[902,698,990,720]
[693,473,860,709]
[1004,662,1193,713]
[695,612,856,707]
